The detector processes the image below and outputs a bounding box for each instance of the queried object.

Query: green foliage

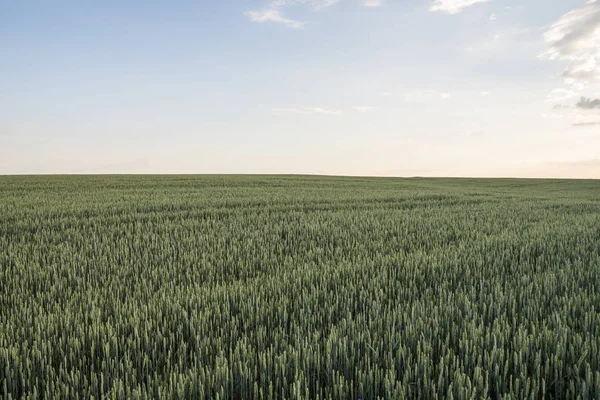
[1,175,599,399]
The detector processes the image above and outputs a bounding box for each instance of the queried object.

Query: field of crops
[1,175,599,399]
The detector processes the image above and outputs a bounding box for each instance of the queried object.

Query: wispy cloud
[572,121,600,126]
[268,0,343,10]
[545,94,600,126]
[245,9,305,29]
[429,0,489,15]
[552,104,572,110]
[246,0,344,28]
[272,107,343,116]
[312,0,343,10]
[541,0,600,85]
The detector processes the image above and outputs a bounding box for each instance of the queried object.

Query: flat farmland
[1,175,599,399]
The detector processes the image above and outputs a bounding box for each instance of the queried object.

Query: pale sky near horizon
[1,0,599,177]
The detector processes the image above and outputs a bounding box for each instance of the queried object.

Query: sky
[1,0,599,177]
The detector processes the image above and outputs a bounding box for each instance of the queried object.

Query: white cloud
[269,0,342,10]
[272,107,343,116]
[429,0,489,15]
[480,91,490,96]
[541,0,600,84]
[312,0,343,10]
[489,13,496,21]
[353,106,375,112]
[364,0,383,6]
[246,0,344,27]
[245,9,305,28]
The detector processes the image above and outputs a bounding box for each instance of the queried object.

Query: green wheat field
[1,175,599,399]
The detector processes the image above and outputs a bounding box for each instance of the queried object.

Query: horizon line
[0,173,598,181]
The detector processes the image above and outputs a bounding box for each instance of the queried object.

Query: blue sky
[1,0,599,177]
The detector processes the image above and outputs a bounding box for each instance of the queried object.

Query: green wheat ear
[0,175,598,399]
